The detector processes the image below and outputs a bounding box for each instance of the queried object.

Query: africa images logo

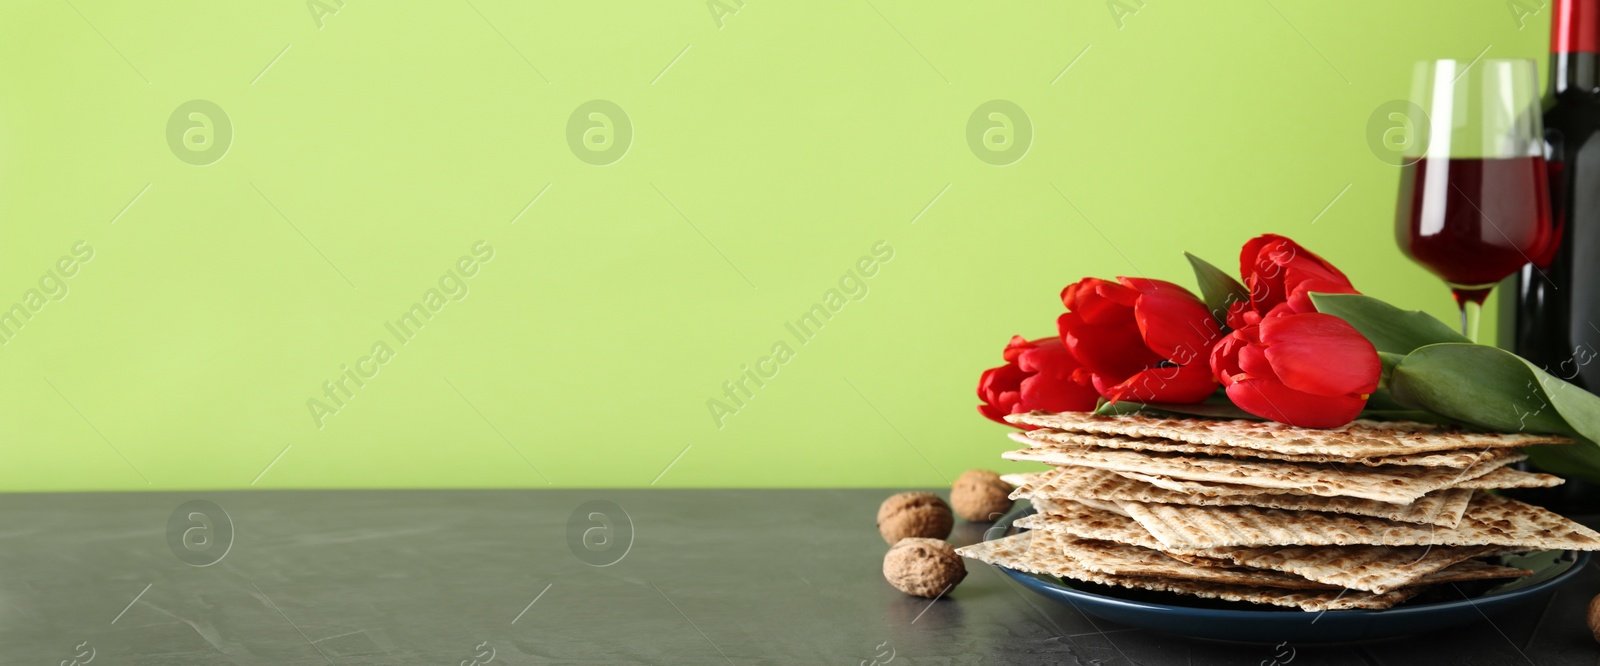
[306,241,495,428]
[0,241,95,346]
[707,240,895,428]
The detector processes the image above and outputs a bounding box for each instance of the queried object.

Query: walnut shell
[951,469,1014,522]
[883,537,967,598]
[1588,592,1600,643]
[877,492,953,544]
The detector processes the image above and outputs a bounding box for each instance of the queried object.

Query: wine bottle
[1503,0,1600,392]
[1499,0,1600,514]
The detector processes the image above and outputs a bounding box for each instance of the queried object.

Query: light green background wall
[0,1,1548,491]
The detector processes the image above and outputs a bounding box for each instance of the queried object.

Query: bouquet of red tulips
[977,234,1600,482]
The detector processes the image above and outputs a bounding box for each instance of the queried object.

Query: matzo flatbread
[999,471,1043,488]
[1453,467,1564,489]
[1014,499,1521,592]
[1120,493,1600,551]
[1204,544,1502,594]
[1111,470,1282,497]
[1071,497,1129,516]
[1014,499,1530,593]
[956,532,1418,611]
[1115,467,1550,499]
[1024,428,1506,467]
[1038,532,1338,589]
[1006,471,1049,497]
[1417,559,1533,585]
[1002,446,1520,504]
[1014,466,1474,528]
[1163,552,1234,567]
[1005,412,1569,457]
[1038,530,1527,593]
[1018,498,1169,551]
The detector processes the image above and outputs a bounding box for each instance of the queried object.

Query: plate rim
[990,502,1591,619]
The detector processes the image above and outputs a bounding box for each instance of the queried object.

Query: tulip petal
[1259,312,1380,396]
[1209,333,1248,386]
[1241,235,1289,312]
[1000,335,1036,363]
[977,401,1018,425]
[1278,243,1353,286]
[1089,372,1120,398]
[1128,287,1222,364]
[1236,343,1277,381]
[1095,280,1141,307]
[1239,234,1280,278]
[1284,278,1359,314]
[1239,234,1359,319]
[1104,362,1218,404]
[1019,342,1100,413]
[1239,234,1281,274]
[1225,378,1367,428]
[1064,321,1162,381]
[1016,340,1071,374]
[1224,301,1255,331]
[1057,312,1082,342]
[977,335,1101,427]
[1018,370,1101,414]
[1117,277,1194,297]
[1059,280,1093,312]
[1062,278,1135,325]
[977,363,1027,402]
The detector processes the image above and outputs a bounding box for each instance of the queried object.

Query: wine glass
[1394,58,1555,341]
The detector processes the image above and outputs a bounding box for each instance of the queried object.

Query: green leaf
[1484,549,1573,593]
[1094,392,1261,420]
[1361,388,1412,412]
[1377,351,1405,389]
[1093,387,1448,424]
[1310,293,1469,355]
[1523,443,1600,483]
[1355,409,1461,425]
[1387,342,1600,483]
[1355,389,1458,423]
[1184,252,1248,323]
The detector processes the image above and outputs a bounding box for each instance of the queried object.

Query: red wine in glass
[1395,155,1555,307]
[1392,58,1551,341]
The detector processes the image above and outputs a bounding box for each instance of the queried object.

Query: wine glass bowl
[1393,58,1554,339]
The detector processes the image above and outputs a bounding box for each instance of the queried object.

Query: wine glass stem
[1459,299,1482,342]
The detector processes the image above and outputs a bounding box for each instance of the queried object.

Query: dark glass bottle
[1505,0,1600,391]
[1502,0,1600,512]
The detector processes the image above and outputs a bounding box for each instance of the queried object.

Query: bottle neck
[1553,0,1600,97]
[1553,53,1600,98]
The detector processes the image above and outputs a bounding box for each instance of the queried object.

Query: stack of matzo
[954,411,1600,611]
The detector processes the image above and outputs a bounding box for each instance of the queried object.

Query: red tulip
[1058,277,1222,405]
[1233,234,1359,328]
[1210,306,1380,428]
[977,335,1100,427]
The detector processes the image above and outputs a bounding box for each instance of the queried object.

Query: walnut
[951,469,1014,522]
[877,492,953,544]
[883,537,966,598]
[1589,592,1600,643]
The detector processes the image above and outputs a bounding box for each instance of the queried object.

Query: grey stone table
[3,489,1597,665]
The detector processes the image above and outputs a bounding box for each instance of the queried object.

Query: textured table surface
[4,489,1598,665]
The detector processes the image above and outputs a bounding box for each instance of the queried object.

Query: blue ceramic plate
[993,503,1589,643]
